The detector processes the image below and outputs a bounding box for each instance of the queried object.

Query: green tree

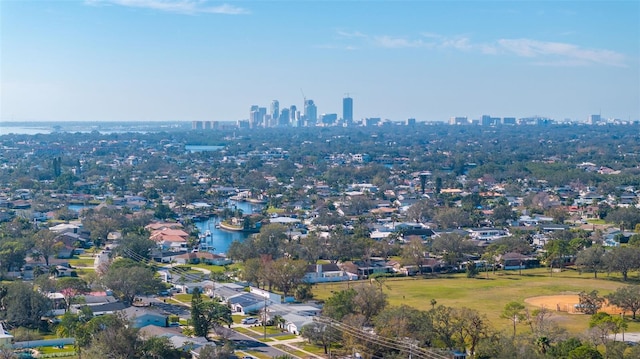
[0,281,51,328]
[153,204,175,221]
[56,277,89,311]
[253,223,288,259]
[140,336,181,359]
[430,305,459,349]
[400,237,427,274]
[544,239,571,275]
[301,322,341,354]
[82,315,142,359]
[197,343,234,359]
[191,287,209,337]
[431,233,476,266]
[605,285,640,319]
[576,245,606,278]
[455,307,489,357]
[0,240,27,272]
[33,229,64,267]
[466,261,479,278]
[603,246,640,281]
[577,290,605,315]
[352,283,388,324]
[117,232,156,260]
[266,257,308,298]
[374,305,433,348]
[501,301,526,338]
[568,345,603,359]
[202,299,233,332]
[101,259,162,304]
[322,288,357,321]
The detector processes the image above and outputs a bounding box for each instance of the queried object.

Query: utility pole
[263,295,267,340]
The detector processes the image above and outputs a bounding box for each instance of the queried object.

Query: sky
[1,0,639,123]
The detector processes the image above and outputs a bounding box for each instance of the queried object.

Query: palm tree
[535,336,550,355]
[273,314,285,329]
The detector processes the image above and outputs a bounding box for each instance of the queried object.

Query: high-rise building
[279,108,290,127]
[502,117,516,125]
[343,96,353,124]
[588,114,601,124]
[271,100,280,123]
[321,113,337,125]
[249,105,260,128]
[481,115,496,126]
[304,99,317,126]
[289,105,297,126]
[449,116,468,125]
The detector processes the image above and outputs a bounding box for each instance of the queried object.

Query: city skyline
[1,1,639,123]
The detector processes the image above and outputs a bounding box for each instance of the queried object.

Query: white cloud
[336,30,367,39]
[497,38,626,67]
[86,0,249,15]
[374,35,426,48]
[329,29,626,67]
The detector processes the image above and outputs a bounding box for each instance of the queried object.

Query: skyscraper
[289,105,297,126]
[271,100,280,123]
[304,99,317,126]
[279,108,290,127]
[343,96,353,124]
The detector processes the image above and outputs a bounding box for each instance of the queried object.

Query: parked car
[241,317,258,324]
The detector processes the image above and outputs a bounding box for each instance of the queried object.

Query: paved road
[216,326,293,358]
[142,296,294,358]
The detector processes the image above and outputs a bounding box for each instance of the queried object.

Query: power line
[314,316,449,359]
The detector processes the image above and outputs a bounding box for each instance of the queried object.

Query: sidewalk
[241,326,324,359]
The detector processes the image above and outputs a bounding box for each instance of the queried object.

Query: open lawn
[313,268,640,334]
[175,263,227,273]
[67,256,95,268]
[272,344,308,358]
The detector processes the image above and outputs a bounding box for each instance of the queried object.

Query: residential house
[303,263,355,283]
[391,258,444,275]
[468,228,509,242]
[227,292,268,315]
[499,252,540,270]
[83,302,128,316]
[0,323,13,348]
[173,252,231,265]
[153,250,188,263]
[139,325,209,353]
[341,259,395,279]
[210,282,244,302]
[150,228,190,251]
[174,280,215,296]
[122,306,169,328]
[281,313,313,335]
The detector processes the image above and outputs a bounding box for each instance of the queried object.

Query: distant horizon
[2,1,639,123]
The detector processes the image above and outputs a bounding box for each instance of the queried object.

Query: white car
[241,317,258,324]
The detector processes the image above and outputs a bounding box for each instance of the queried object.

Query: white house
[468,228,509,242]
[0,322,13,348]
[303,263,354,283]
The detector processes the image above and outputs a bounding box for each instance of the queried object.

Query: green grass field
[67,256,95,268]
[313,268,640,334]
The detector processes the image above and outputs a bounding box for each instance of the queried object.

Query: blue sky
[1,0,639,123]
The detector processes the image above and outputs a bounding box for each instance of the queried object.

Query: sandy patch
[526,294,629,315]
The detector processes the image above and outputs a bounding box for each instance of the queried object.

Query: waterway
[66,199,262,255]
[68,204,97,212]
[193,200,263,254]
[185,145,224,153]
